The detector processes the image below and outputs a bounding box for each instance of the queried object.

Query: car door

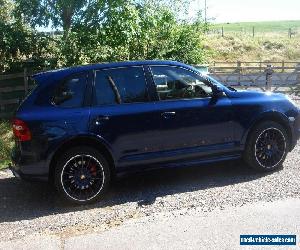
[88,66,163,168]
[148,65,237,159]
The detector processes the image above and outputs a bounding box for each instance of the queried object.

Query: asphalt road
[1,198,300,250]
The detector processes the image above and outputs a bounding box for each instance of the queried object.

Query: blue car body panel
[10,60,300,180]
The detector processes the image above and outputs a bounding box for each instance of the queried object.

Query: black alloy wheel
[55,147,110,204]
[244,121,289,172]
[255,128,286,169]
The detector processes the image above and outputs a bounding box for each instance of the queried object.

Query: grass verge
[0,120,13,170]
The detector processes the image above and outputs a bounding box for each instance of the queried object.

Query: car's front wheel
[55,146,111,204]
[244,121,289,172]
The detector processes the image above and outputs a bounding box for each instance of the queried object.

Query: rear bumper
[9,163,48,181]
[10,146,49,181]
[9,164,21,178]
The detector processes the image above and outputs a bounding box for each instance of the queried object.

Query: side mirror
[212,86,225,97]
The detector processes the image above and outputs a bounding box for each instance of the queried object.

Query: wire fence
[208,27,299,38]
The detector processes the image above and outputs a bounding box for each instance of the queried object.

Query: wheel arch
[48,135,116,184]
[242,111,292,150]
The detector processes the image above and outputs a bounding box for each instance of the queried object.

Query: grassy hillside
[204,35,300,62]
[213,20,300,34]
[206,20,300,62]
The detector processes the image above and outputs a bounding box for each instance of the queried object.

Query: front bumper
[291,128,300,148]
[289,111,300,150]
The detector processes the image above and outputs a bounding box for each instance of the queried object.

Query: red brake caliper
[89,164,97,176]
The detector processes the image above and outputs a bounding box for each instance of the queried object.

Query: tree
[0,0,29,72]
[0,0,59,72]
[0,0,14,22]
[14,0,127,36]
[2,0,208,72]
[60,1,207,65]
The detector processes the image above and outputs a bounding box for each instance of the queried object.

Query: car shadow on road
[0,160,277,223]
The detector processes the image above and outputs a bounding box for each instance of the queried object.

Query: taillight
[12,119,32,142]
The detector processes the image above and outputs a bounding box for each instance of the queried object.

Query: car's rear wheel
[244,121,289,171]
[55,147,110,204]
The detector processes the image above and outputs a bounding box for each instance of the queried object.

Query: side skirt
[115,153,242,177]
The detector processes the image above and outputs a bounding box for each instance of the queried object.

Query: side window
[52,74,87,108]
[150,66,213,101]
[94,66,148,105]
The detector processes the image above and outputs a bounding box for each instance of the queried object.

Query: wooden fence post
[296,63,300,84]
[0,75,2,112]
[221,26,224,37]
[237,61,241,85]
[252,26,255,37]
[259,61,262,72]
[295,63,300,95]
[24,67,28,95]
[282,61,285,73]
[265,64,273,91]
[0,87,2,112]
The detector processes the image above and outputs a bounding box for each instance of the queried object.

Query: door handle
[95,116,110,125]
[161,111,176,119]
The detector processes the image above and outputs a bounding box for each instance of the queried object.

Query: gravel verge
[0,95,300,242]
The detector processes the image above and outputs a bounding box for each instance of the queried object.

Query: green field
[213,20,300,32]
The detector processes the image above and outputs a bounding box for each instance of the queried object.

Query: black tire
[243,121,289,172]
[54,146,111,204]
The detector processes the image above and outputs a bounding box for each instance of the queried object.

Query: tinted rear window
[52,73,87,108]
[94,67,148,105]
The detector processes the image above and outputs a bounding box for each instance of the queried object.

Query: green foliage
[14,0,128,35]
[1,0,208,73]
[0,21,60,72]
[0,0,60,72]
[59,2,207,66]
[0,0,14,22]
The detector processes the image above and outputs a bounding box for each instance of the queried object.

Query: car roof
[33,60,194,83]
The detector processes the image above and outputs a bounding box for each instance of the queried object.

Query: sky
[190,0,300,23]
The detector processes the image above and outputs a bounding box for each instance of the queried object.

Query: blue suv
[10,60,300,204]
